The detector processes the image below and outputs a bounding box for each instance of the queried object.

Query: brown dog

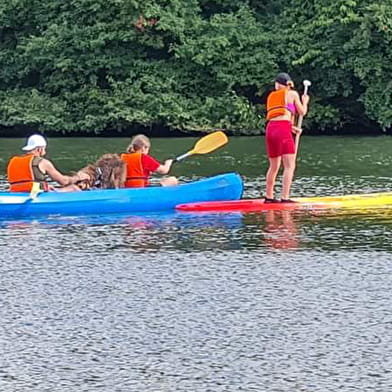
[77,153,127,190]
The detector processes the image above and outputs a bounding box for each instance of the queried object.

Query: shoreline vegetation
[1,126,391,139]
[0,1,391,137]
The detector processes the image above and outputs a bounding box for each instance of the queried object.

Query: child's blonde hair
[126,134,151,153]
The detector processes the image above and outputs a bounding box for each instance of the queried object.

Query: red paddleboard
[176,199,327,212]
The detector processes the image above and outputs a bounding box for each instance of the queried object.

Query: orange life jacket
[120,152,148,188]
[7,155,48,192]
[266,88,291,120]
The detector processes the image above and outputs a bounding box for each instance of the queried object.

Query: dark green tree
[0,0,390,135]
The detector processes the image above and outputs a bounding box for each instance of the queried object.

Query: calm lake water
[1,135,392,391]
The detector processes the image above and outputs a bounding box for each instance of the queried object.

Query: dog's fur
[77,153,127,190]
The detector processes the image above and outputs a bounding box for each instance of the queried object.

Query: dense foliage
[0,0,391,135]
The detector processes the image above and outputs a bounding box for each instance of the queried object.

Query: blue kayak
[0,172,243,218]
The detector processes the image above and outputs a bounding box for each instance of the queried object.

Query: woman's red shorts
[265,120,295,158]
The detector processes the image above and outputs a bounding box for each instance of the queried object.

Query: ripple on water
[1,138,392,390]
[1,247,392,391]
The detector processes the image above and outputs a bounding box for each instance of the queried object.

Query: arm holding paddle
[294,80,311,154]
[156,159,174,175]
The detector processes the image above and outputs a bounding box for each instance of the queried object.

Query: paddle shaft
[295,81,311,156]
[175,151,192,162]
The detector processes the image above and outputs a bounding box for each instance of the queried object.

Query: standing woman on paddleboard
[264,73,309,203]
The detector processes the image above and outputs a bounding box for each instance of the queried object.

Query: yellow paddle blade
[175,131,228,162]
[191,131,228,155]
[29,182,41,200]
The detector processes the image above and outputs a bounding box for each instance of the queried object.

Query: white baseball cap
[22,134,47,151]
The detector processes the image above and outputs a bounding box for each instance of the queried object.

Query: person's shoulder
[142,154,160,169]
[39,157,54,168]
[143,154,159,163]
[288,89,300,97]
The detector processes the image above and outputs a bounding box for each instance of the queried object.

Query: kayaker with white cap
[7,134,89,192]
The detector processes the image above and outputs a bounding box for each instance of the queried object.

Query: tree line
[0,0,391,136]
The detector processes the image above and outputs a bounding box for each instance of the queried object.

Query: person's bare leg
[281,154,296,200]
[265,156,281,199]
[160,176,178,187]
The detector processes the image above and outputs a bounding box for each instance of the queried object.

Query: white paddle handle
[296,80,311,129]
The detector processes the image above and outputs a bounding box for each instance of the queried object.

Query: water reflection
[262,210,300,250]
[3,207,392,254]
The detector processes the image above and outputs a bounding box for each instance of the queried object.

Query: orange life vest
[266,88,291,120]
[120,152,148,188]
[7,155,48,192]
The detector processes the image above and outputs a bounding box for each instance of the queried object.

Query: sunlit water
[1,136,392,391]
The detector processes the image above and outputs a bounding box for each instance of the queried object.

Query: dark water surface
[1,136,392,391]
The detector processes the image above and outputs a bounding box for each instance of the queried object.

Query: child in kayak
[120,134,178,187]
[264,72,309,203]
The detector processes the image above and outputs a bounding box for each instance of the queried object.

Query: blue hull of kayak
[0,172,243,218]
